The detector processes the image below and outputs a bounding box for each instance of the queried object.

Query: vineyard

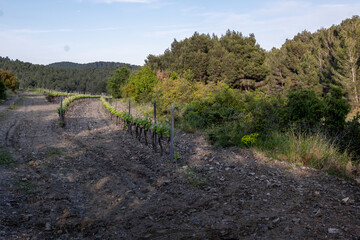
[0,91,359,239]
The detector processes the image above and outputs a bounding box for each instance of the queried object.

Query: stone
[292,218,300,224]
[45,222,51,231]
[314,209,322,217]
[328,228,341,234]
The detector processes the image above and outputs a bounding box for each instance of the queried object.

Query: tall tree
[106,66,130,98]
[331,16,360,108]
[123,66,159,103]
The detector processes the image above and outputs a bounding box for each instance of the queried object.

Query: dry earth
[0,92,359,239]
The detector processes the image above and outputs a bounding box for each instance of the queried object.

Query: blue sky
[0,0,359,65]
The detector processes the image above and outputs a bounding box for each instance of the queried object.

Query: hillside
[0,57,139,94]
[48,61,138,70]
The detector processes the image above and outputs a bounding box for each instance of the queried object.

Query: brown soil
[0,92,359,239]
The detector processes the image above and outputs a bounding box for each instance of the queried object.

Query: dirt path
[0,93,359,239]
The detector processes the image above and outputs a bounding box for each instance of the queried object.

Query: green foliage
[0,146,15,166]
[324,86,350,133]
[0,57,138,94]
[184,168,208,187]
[241,133,260,147]
[106,66,130,98]
[256,131,352,175]
[123,66,159,103]
[286,89,324,130]
[152,71,196,113]
[152,122,170,137]
[0,78,6,99]
[14,180,36,194]
[57,94,100,116]
[183,83,241,130]
[146,31,269,90]
[100,96,170,137]
[0,69,19,98]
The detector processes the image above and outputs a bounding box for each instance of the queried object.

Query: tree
[123,66,159,103]
[286,89,325,130]
[324,86,350,133]
[0,78,6,99]
[0,69,19,93]
[331,16,360,108]
[106,66,130,98]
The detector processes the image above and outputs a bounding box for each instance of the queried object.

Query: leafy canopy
[106,66,130,98]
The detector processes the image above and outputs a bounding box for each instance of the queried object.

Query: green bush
[324,86,350,133]
[123,66,158,103]
[285,89,324,131]
[0,80,6,99]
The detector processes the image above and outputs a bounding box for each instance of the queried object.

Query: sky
[0,0,359,66]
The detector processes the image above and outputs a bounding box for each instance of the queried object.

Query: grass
[255,131,353,177]
[0,146,15,165]
[8,96,24,110]
[96,135,104,139]
[184,168,208,187]
[46,147,66,156]
[14,180,36,194]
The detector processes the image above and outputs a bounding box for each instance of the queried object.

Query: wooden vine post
[59,95,63,121]
[128,100,131,134]
[154,102,157,152]
[170,104,175,166]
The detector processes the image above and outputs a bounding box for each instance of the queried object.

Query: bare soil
[0,92,359,239]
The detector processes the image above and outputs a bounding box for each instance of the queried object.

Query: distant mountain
[48,61,139,70]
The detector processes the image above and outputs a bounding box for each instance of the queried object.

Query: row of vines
[100,96,171,156]
[56,94,100,116]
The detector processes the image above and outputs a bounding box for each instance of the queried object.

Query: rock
[355,178,360,185]
[272,217,280,224]
[314,209,322,217]
[292,218,300,224]
[249,172,255,176]
[328,228,341,234]
[45,222,51,231]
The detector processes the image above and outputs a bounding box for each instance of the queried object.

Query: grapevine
[100,96,171,154]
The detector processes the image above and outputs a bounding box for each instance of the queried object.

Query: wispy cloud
[10,29,73,34]
[94,0,152,3]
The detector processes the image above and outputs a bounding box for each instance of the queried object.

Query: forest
[0,57,139,94]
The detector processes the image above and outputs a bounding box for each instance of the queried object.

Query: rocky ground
[0,92,359,239]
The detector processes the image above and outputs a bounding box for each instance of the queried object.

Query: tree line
[0,57,139,94]
[145,15,360,109]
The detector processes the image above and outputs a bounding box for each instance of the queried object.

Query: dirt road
[0,92,359,239]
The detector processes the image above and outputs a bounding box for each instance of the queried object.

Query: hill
[48,61,138,70]
[0,57,139,94]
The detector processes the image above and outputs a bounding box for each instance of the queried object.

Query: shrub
[286,89,324,131]
[0,80,6,99]
[324,86,350,133]
[256,130,352,175]
[123,66,158,103]
[241,133,260,147]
